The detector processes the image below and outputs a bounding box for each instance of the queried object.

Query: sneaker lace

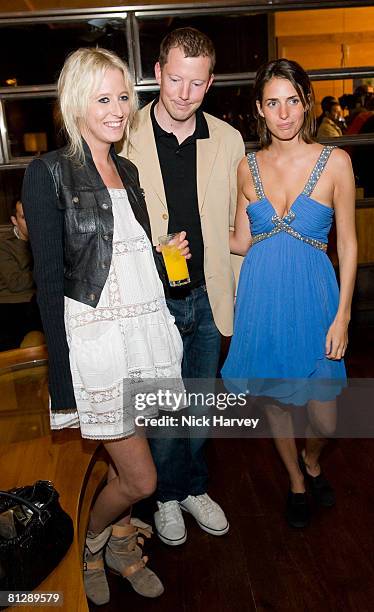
[160,501,182,524]
[195,494,215,516]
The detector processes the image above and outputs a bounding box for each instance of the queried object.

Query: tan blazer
[121,102,245,336]
[317,117,343,139]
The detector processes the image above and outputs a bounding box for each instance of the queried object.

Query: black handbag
[0,480,74,594]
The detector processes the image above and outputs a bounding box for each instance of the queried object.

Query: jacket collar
[81,138,117,169]
[135,102,220,211]
[78,138,132,191]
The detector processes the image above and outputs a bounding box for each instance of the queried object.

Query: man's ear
[256,100,264,118]
[155,62,162,85]
[206,73,214,93]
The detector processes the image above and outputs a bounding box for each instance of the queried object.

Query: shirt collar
[150,98,209,142]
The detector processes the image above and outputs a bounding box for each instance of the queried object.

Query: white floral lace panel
[68,297,165,329]
[80,407,125,425]
[113,235,149,255]
[74,380,122,404]
[73,367,184,404]
[107,187,127,198]
[108,263,121,307]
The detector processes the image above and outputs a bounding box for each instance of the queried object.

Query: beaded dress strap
[247,152,265,201]
[302,145,335,197]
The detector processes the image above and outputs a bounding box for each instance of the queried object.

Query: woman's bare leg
[88,436,156,534]
[265,404,305,493]
[303,437,327,476]
[106,463,131,526]
[304,399,337,474]
[84,437,160,603]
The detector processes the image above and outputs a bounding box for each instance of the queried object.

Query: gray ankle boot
[105,518,164,598]
[84,525,112,605]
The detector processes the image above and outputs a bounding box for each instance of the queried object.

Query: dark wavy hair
[253,58,316,148]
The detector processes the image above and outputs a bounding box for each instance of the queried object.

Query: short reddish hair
[159,27,216,74]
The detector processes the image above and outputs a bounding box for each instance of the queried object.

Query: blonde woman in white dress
[22,48,188,605]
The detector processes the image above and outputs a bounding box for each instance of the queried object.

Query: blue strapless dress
[221,146,346,405]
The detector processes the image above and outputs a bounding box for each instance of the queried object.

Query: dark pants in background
[0,297,43,351]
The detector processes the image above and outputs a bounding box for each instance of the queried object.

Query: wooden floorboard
[89,325,374,611]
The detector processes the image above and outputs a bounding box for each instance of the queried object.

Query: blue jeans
[149,285,221,502]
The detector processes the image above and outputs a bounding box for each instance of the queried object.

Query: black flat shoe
[299,454,336,508]
[286,491,310,529]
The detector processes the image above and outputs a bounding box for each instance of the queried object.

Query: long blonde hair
[58,47,137,163]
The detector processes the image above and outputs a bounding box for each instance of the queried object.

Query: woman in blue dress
[222,59,357,528]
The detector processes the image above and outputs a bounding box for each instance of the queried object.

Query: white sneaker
[180,494,229,536]
[154,500,187,546]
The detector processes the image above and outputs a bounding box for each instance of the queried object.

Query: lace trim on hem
[80,430,136,441]
[50,422,136,440]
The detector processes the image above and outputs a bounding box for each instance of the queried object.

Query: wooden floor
[89,325,374,612]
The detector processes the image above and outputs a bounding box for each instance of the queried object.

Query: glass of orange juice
[158,233,190,287]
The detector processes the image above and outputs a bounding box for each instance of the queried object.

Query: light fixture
[23,133,48,154]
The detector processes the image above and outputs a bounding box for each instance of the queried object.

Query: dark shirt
[151,99,209,290]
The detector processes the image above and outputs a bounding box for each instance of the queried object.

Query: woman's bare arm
[325,148,357,360]
[230,156,253,256]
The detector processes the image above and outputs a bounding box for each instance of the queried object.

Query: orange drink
[159,233,190,287]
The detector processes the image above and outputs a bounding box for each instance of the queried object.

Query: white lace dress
[50,188,184,440]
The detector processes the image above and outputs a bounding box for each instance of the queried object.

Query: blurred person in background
[351,94,374,197]
[0,199,42,350]
[341,85,373,134]
[316,95,338,130]
[317,98,345,138]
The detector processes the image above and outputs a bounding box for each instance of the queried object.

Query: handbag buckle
[39,509,52,526]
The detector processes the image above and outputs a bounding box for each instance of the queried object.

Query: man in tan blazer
[122,27,244,546]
